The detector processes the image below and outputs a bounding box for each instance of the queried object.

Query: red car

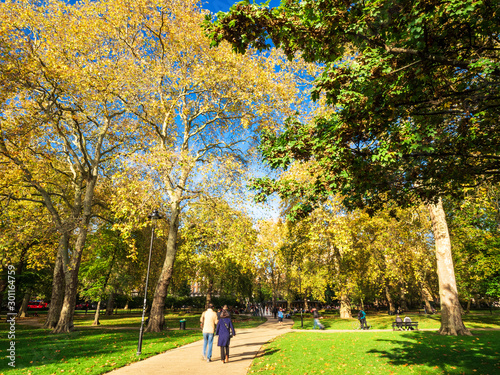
[28,301,48,309]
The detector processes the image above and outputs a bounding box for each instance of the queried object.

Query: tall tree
[180,199,257,307]
[107,0,311,332]
[447,184,500,311]
[1,0,143,332]
[254,219,289,309]
[204,0,500,335]
[78,227,129,325]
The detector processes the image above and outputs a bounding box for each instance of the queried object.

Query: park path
[106,317,293,375]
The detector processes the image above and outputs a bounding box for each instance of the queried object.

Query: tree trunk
[18,289,32,318]
[427,199,472,336]
[53,174,97,333]
[44,237,67,329]
[93,249,116,324]
[205,278,214,309]
[400,284,408,311]
[466,298,471,314]
[287,297,293,312]
[385,283,395,313]
[421,285,433,314]
[272,272,278,309]
[53,267,79,333]
[105,292,115,316]
[0,265,7,312]
[93,301,102,325]
[339,292,351,319]
[146,208,180,332]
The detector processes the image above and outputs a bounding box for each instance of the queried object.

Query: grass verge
[249,330,500,374]
[0,313,263,375]
[291,311,500,330]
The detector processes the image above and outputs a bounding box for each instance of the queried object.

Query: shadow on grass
[0,323,199,373]
[462,313,500,328]
[257,348,280,357]
[368,331,500,374]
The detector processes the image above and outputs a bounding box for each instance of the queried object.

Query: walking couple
[200,303,236,364]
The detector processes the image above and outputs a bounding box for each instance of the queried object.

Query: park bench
[392,321,419,331]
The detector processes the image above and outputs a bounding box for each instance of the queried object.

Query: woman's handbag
[224,322,233,338]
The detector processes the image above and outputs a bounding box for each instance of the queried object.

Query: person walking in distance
[358,309,368,330]
[215,307,236,363]
[200,303,218,362]
[312,308,324,329]
[277,308,284,324]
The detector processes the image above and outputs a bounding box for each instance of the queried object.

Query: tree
[281,197,436,317]
[203,0,500,335]
[1,0,143,332]
[78,227,129,325]
[106,0,311,332]
[353,205,438,313]
[446,184,500,311]
[0,180,59,305]
[205,1,500,203]
[254,219,289,309]
[179,199,257,307]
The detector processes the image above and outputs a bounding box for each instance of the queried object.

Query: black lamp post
[298,266,303,328]
[137,209,162,356]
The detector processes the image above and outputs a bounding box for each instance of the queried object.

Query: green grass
[0,324,200,375]
[0,313,264,375]
[249,330,500,375]
[291,311,500,330]
[2,310,498,375]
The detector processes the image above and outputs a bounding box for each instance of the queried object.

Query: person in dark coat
[215,308,236,363]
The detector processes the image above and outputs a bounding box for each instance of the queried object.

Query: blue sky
[202,0,285,221]
[203,0,281,14]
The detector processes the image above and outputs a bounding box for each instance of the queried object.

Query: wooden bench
[392,321,419,331]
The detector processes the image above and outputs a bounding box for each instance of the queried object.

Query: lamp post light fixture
[137,209,162,356]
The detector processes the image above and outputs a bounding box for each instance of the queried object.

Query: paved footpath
[107,317,293,375]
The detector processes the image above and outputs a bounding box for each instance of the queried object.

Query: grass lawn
[0,313,264,375]
[249,330,500,375]
[291,311,500,330]
[70,311,265,329]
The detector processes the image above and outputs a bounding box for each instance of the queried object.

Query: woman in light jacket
[215,308,236,363]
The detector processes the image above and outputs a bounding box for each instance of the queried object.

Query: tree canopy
[205,0,500,216]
